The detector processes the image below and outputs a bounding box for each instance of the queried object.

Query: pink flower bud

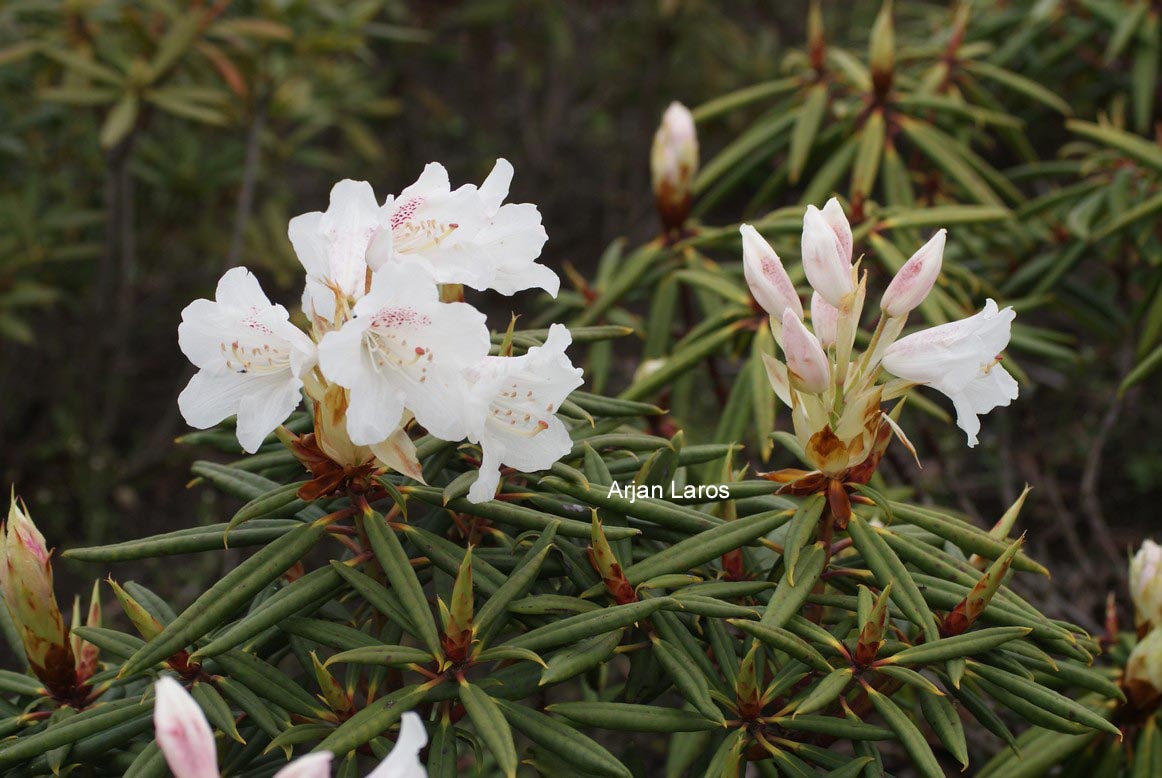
[153,676,220,778]
[821,197,853,263]
[1,493,72,690]
[740,224,802,318]
[781,310,831,394]
[880,229,945,317]
[810,292,839,347]
[651,102,699,232]
[802,204,853,307]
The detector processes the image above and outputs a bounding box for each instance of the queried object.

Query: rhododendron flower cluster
[742,199,1019,520]
[178,161,582,503]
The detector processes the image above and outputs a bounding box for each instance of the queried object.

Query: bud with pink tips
[801,202,854,308]
[740,224,802,319]
[0,492,74,693]
[881,229,945,317]
[153,676,220,778]
[810,292,839,347]
[781,310,831,394]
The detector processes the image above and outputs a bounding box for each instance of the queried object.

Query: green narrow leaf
[119,520,327,677]
[495,699,631,778]
[315,683,433,757]
[789,85,829,183]
[548,702,723,732]
[459,683,518,778]
[851,109,886,200]
[362,509,442,657]
[919,691,968,768]
[503,597,671,653]
[651,637,725,723]
[865,685,943,778]
[884,627,1031,666]
[783,496,825,584]
[847,516,939,641]
[761,542,826,629]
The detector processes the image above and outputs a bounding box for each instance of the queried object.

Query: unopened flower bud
[651,102,699,233]
[0,493,73,691]
[810,292,839,346]
[440,548,476,662]
[781,310,831,394]
[589,514,635,604]
[881,229,945,318]
[802,203,853,307]
[821,198,853,263]
[869,0,895,97]
[1131,539,1162,629]
[153,676,219,778]
[740,224,802,318]
[1126,628,1162,702]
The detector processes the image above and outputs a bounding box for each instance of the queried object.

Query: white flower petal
[468,445,505,504]
[153,677,219,778]
[366,712,429,778]
[235,374,305,454]
[479,158,514,214]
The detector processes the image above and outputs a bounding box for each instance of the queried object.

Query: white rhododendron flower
[317,260,490,447]
[1132,539,1162,628]
[740,224,802,319]
[881,229,945,318]
[177,267,316,454]
[460,324,584,503]
[289,179,393,322]
[801,201,854,307]
[153,677,428,778]
[375,160,556,297]
[781,309,831,394]
[882,299,1019,447]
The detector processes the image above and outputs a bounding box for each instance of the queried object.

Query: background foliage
[1,0,1161,775]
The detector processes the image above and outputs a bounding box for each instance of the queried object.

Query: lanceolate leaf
[459,682,519,778]
[118,520,329,677]
[361,509,442,657]
[495,699,631,778]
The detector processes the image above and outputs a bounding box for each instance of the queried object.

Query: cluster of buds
[0,493,100,700]
[740,199,1019,523]
[1126,540,1162,709]
[152,676,427,777]
[177,161,582,505]
[650,102,699,236]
